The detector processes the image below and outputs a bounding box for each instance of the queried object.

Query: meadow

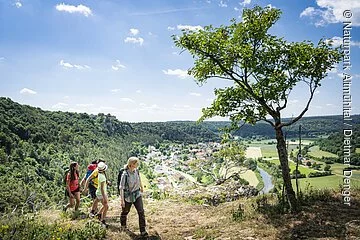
[308,146,338,158]
[245,139,360,191]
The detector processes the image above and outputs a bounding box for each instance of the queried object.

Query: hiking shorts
[89,184,97,200]
[65,187,80,198]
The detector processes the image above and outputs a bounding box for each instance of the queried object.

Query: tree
[174,6,340,211]
[324,164,331,172]
[190,134,246,185]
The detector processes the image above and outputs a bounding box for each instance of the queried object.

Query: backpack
[117,168,127,195]
[86,163,97,186]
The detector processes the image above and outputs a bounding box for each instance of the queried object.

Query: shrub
[0,216,106,240]
[232,204,245,222]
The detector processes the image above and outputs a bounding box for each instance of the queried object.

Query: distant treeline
[0,97,359,213]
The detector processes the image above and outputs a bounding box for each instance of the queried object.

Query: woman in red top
[64,162,81,212]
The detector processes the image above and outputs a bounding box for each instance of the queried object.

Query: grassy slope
[36,190,360,240]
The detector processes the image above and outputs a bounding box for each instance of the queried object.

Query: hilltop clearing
[24,189,360,240]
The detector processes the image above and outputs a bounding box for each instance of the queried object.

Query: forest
[0,97,359,214]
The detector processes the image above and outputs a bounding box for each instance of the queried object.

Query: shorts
[65,187,80,198]
[97,194,104,200]
[89,184,97,200]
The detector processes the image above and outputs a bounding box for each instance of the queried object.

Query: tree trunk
[274,126,298,211]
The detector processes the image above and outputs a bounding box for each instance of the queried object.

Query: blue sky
[0,0,359,122]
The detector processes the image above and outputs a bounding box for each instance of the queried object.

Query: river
[258,167,274,194]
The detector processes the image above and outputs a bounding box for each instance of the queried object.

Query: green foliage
[232,204,245,222]
[316,124,360,166]
[0,216,106,240]
[174,6,340,126]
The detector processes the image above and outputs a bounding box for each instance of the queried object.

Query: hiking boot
[140,231,149,237]
[101,220,109,228]
[96,213,102,220]
[89,211,96,218]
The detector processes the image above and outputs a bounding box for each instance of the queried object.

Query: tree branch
[280,78,317,127]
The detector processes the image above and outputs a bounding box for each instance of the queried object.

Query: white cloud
[76,103,94,107]
[325,36,360,48]
[325,36,342,47]
[177,24,203,31]
[124,37,144,45]
[219,1,227,8]
[136,90,142,93]
[52,102,68,109]
[300,0,360,26]
[59,60,90,70]
[14,1,22,8]
[240,0,251,7]
[326,103,335,106]
[98,106,116,111]
[190,92,201,97]
[0,57,5,62]
[266,4,276,9]
[234,7,240,11]
[110,89,121,93]
[120,98,135,102]
[162,69,190,79]
[315,90,320,95]
[112,60,126,70]
[20,88,37,95]
[129,28,140,36]
[167,26,175,31]
[55,3,93,17]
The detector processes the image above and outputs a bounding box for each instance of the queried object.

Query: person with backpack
[63,162,81,212]
[80,160,99,217]
[95,161,109,228]
[119,156,148,237]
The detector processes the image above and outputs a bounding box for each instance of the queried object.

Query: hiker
[64,162,81,212]
[81,160,99,217]
[95,161,109,228]
[119,157,148,237]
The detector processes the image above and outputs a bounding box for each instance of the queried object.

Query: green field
[291,175,343,190]
[329,163,347,175]
[261,145,278,158]
[308,146,338,158]
[292,174,360,190]
[268,159,317,175]
[220,166,259,187]
[247,140,300,159]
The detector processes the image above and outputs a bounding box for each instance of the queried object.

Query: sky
[0,0,359,122]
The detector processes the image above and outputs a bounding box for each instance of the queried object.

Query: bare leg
[100,197,108,221]
[74,192,81,211]
[92,198,99,212]
[66,195,75,210]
